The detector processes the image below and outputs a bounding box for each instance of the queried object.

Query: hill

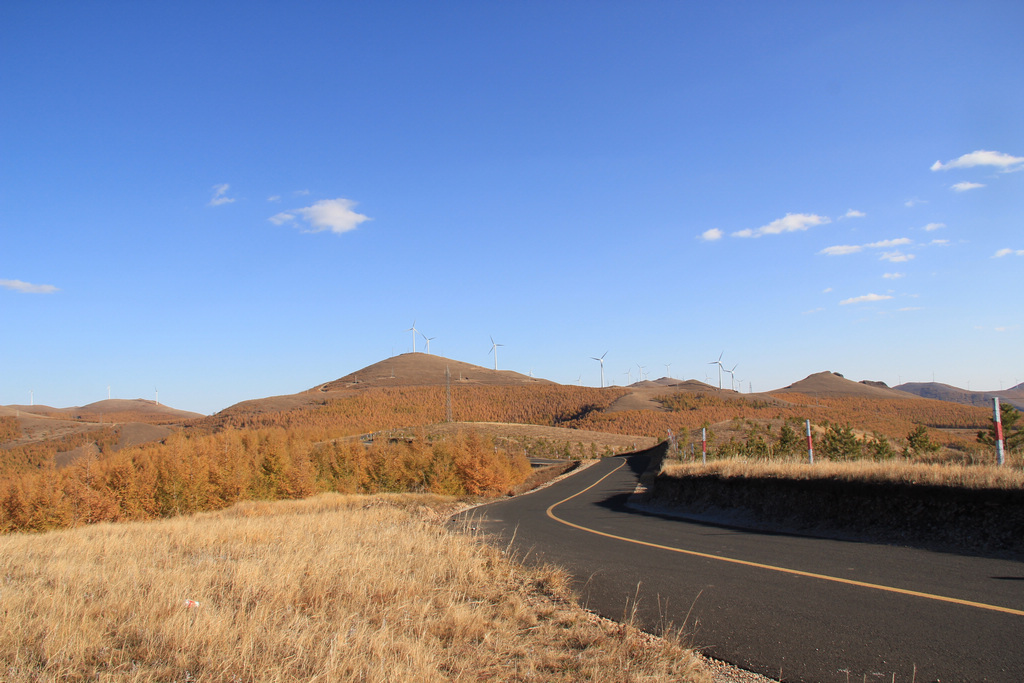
[773,371,915,399]
[315,353,552,391]
[896,382,1024,412]
[1,399,201,424]
[214,353,552,420]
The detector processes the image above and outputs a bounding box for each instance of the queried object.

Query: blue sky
[2,2,1022,415]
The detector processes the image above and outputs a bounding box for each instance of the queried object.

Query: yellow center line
[546,459,1024,618]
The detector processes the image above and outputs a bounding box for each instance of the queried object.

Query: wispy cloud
[267,195,281,202]
[732,213,830,238]
[930,239,949,246]
[820,237,913,256]
[951,181,985,192]
[904,198,927,208]
[208,183,236,206]
[899,307,923,312]
[1,279,59,294]
[699,228,723,242]
[922,222,945,231]
[820,245,862,256]
[882,272,905,279]
[841,293,893,305]
[993,248,1024,258]
[840,209,865,219]
[880,251,915,263]
[931,149,1024,172]
[866,238,912,249]
[269,198,371,235]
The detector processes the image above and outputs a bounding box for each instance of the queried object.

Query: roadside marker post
[805,419,814,465]
[701,427,707,465]
[993,397,1005,466]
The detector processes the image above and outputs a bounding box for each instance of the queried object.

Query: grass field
[0,493,710,682]
[661,457,1024,490]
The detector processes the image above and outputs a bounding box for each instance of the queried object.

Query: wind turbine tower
[665,363,672,379]
[407,321,419,353]
[708,352,725,389]
[727,364,738,391]
[489,336,504,371]
[591,352,607,388]
[421,332,436,354]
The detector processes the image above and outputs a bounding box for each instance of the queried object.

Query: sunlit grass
[0,493,709,682]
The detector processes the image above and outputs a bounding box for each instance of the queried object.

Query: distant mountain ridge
[896,382,1024,411]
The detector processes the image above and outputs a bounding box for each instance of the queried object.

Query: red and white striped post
[806,419,814,464]
[701,427,707,465]
[993,397,1005,466]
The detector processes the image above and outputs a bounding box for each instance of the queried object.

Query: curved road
[460,454,1024,682]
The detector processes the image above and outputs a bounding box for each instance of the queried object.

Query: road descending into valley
[460,454,1024,682]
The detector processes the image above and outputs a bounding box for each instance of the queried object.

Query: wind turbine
[624,368,632,385]
[726,364,738,391]
[665,363,672,379]
[407,321,419,353]
[636,363,646,383]
[489,336,503,371]
[591,351,607,388]
[708,352,725,389]
[577,374,582,386]
[421,332,436,354]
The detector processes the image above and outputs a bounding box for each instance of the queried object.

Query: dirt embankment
[645,470,1024,560]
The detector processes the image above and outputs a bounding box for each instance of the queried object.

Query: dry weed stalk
[0,493,709,682]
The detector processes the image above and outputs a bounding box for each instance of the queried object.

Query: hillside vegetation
[2,357,1016,534]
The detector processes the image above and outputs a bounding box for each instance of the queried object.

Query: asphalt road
[459,454,1024,682]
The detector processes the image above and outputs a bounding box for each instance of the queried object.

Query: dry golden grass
[0,493,709,682]
[662,457,1024,490]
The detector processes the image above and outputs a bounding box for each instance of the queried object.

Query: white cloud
[993,248,1024,258]
[294,189,311,196]
[268,212,295,226]
[866,237,912,249]
[802,307,825,315]
[267,195,281,202]
[1,279,59,294]
[699,228,723,242]
[904,198,927,208]
[880,251,915,263]
[208,183,236,206]
[820,245,862,256]
[882,272,904,279]
[931,150,1024,172]
[841,209,866,219]
[930,239,949,246]
[271,198,371,235]
[840,293,893,305]
[922,222,945,231]
[899,307,923,312]
[951,181,985,192]
[822,287,833,293]
[732,213,830,238]
[820,237,913,257]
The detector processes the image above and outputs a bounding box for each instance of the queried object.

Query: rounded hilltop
[314,353,552,391]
